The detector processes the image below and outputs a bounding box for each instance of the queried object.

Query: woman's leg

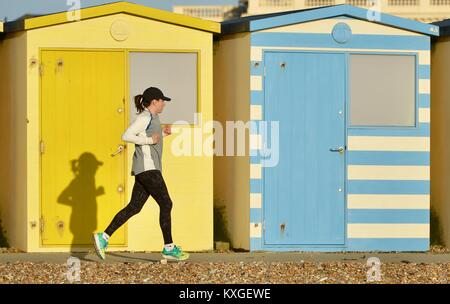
[104,176,149,237]
[137,170,173,245]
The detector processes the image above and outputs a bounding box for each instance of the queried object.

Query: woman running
[94,87,189,261]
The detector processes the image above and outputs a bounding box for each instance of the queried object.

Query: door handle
[330,146,345,153]
[111,145,125,157]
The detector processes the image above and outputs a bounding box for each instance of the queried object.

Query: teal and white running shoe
[93,233,108,260]
[162,245,190,261]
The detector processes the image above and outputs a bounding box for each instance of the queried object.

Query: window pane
[349,54,416,127]
[129,52,198,124]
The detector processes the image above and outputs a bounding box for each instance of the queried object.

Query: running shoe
[93,232,108,260]
[162,245,190,261]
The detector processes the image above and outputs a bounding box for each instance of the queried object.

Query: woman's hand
[151,133,161,144]
[163,125,172,136]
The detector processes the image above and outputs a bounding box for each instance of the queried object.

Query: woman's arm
[122,115,154,145]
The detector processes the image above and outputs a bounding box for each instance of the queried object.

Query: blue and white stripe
[249,16,431,252]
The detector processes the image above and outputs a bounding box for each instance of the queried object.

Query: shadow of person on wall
[58,152,104,259]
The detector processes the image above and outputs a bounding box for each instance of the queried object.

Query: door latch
[111,145,125,157]
[329,146,345,153]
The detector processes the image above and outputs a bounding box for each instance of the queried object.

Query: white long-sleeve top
[121,109,164,175]
[121,112,154,145]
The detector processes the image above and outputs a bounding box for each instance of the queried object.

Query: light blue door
[263,51,346,246]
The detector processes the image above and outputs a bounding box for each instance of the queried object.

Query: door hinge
[123,97,125,104]
[39,217,45,233]
[39,63,44,77]
[40,140,45,154]
[263,66,266,77]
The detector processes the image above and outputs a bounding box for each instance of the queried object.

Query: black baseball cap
[143,87,171,102]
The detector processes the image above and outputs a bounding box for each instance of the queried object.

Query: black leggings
[105,170,173,244]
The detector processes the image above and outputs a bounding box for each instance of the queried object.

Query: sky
[0,0,240,21]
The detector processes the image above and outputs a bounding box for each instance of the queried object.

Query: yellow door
[41,50,127,246]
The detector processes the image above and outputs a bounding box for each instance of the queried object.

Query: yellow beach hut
[431,19,450,248]
[0,2,219,252]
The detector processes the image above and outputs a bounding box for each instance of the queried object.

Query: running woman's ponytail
[134,94,151,114]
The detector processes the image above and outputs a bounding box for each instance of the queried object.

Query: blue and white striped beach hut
[213,4,438,252]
